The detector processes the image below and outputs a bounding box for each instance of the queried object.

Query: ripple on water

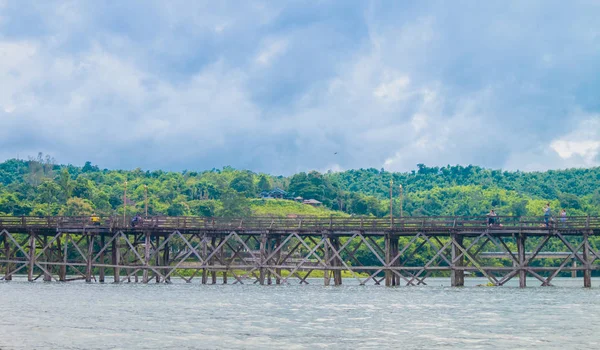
[1,278,600,349]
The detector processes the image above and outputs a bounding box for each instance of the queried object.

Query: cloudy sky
[0,1,599,174]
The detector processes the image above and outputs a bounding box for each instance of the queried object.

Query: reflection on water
[1,278,599,349]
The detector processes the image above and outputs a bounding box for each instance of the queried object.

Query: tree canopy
[0,157,598,218]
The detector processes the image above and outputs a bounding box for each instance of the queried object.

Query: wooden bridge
[1,215,600,287]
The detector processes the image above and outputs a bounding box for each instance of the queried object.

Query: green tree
[57,168,74,202]
[217,190,251,217]
[230,171,256,197]
[60,197,95,216]
[257,175,272,192]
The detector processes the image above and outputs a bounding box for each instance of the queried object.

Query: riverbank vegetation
[0,155,599,218]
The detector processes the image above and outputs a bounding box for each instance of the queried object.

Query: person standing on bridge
[544,203,552,227]
[487,209,497,227]
[90,213,101,226]
[560,209,567,226]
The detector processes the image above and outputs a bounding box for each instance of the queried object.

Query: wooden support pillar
[143,232,150,283]
[129,234,135,283]
[155,235,161,283]
[163,237,169,283]
[42,236,52,282]
[99,234,105,283]
[85,234,94,283]
[28,232,35,282]
[3,232,12,281]
[201,235,208,285]
[112,235,120,283]
[275,235,281,285]
[518,233,526,288]
[331,236,342,286]
[266,237,272,285]
[572,260,577,278]
[259,233,267,285]
[211,237,217,284]
[451,234,465,287]
[220,237,227,284]
[391,235,399,286]
[583,231,592,288]
[385,233,392,287]
[323,233,330,286]
[59,233,66,282]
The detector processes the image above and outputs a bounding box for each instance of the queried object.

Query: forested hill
[0,156,599,218]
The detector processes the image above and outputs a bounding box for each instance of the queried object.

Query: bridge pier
[451,234,464,287]
[518,233,527,288]
[385,234,400,286]
[211,237,217,285]
[112,235,120,283]
[143,232,150,283]
[323,233,331,286]
[330,236,342,286]
[583,231,591,288]
[385,233,392,286]
[201,235,208,284]
[58,233,66,282]
[163,237,170,283]
[3,232,12,281]
[391,235,399,286]
[99,234,105,283]
[42,236,52,282]
[154,235,161,283]
[85,234,94,283]
[259,233,267,285]
[28,232,35,282]
[274,235,281,285]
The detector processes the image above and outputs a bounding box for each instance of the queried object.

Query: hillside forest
[1,154,599,219]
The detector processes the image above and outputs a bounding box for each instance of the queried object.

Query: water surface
[1,278,599,349]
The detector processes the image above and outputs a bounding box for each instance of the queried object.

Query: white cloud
[373,76,410,101]
[255,38,288,66]
[1,1,600,174]
[411,113,428,132]
[550,117,600,166]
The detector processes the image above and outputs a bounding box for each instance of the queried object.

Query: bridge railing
[0,215,599,231]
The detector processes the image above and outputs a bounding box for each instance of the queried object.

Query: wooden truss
[0,228,599,287]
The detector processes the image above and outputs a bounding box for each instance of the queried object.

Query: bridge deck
[1,215,599,235]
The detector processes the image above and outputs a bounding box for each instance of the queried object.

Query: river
[0,277,599,349]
